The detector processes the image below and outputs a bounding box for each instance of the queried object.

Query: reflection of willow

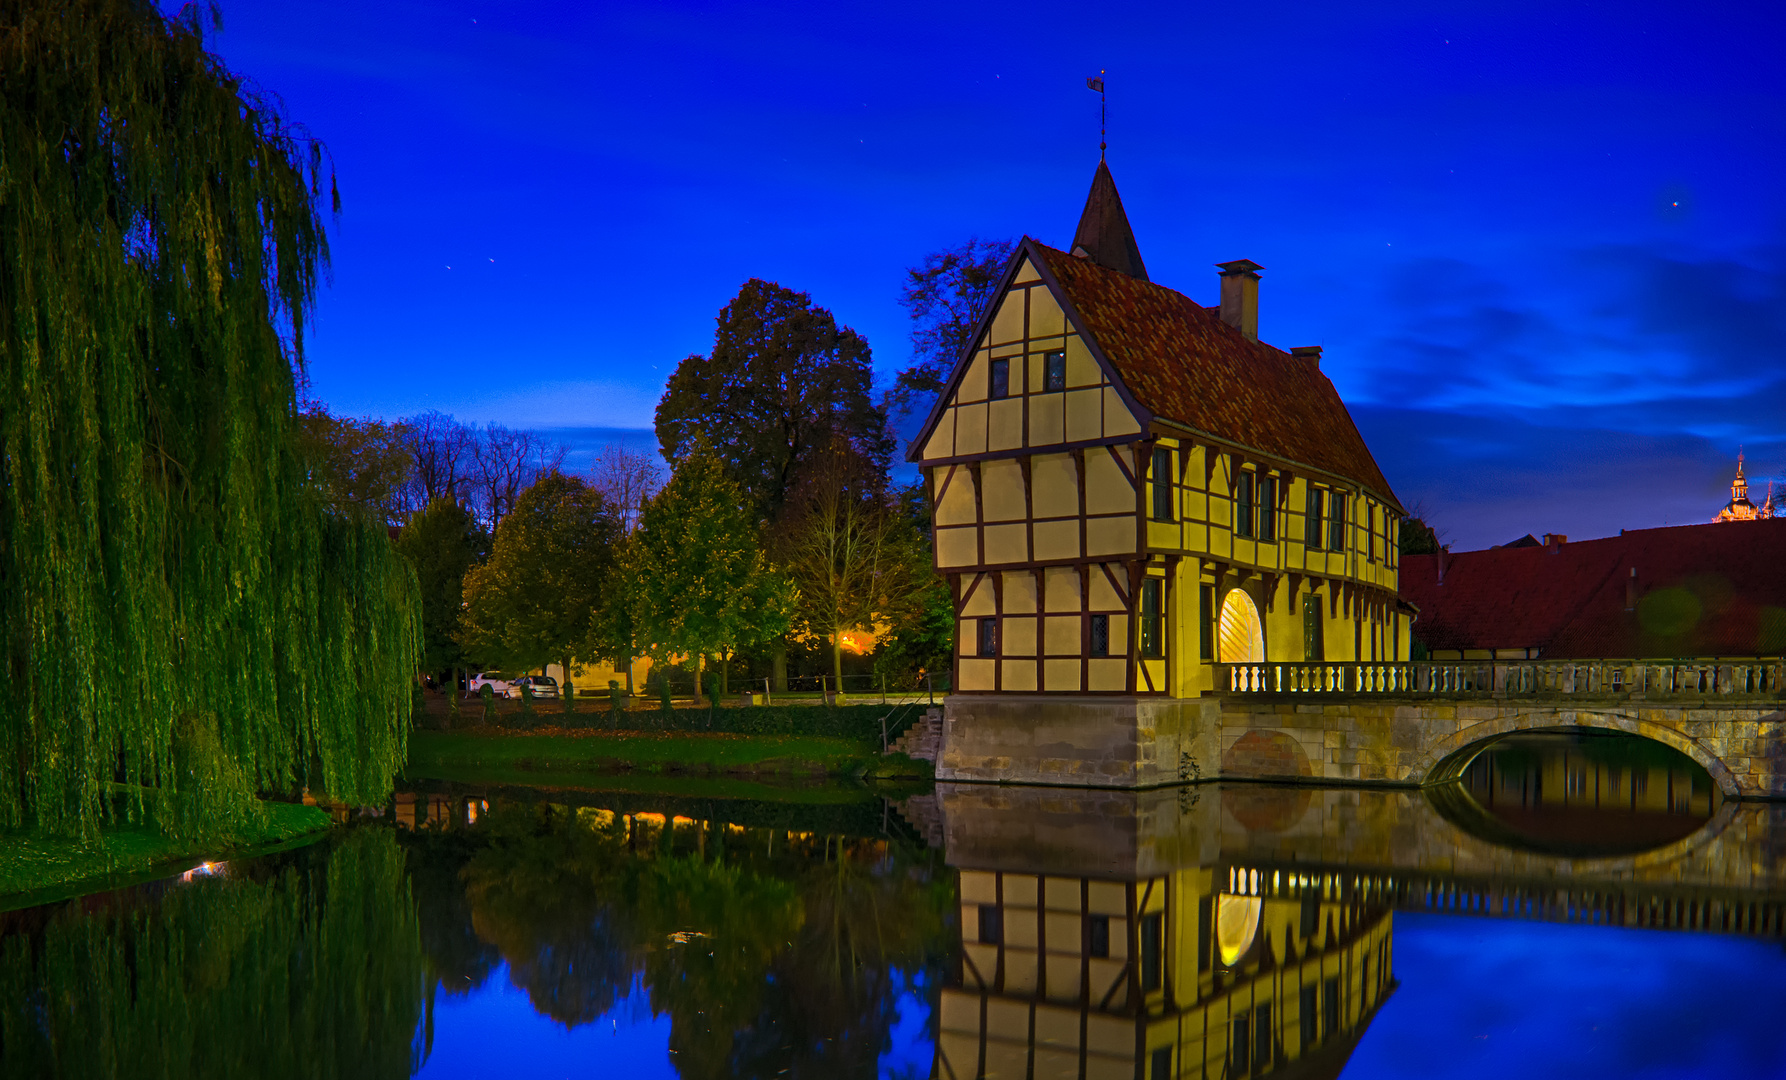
[0,831,425,1077]
[427,803,953,1078]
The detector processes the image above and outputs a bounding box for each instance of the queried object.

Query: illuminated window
[1306,486,1324,550]
[989,358,1009,399]
[1044,349,1066,392]
[1089,614,1109,657]
[1218,589,1265,664]
[1151,447,1174,521]
[1139,579,1164,658]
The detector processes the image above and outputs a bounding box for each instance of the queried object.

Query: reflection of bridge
[908,779,1786,1079]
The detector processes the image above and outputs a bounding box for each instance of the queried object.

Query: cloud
[1330,240,1786,548]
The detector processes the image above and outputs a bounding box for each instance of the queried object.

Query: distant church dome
[1715,451,1774,522]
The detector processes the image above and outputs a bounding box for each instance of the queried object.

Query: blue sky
[207,0,1786,550]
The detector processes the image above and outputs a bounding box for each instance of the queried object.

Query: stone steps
[888,708,943,762]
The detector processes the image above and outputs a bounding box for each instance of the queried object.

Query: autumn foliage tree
[628,453,794,698]
[460,474,621,698]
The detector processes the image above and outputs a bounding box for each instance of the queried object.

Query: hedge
[468,701,931,744]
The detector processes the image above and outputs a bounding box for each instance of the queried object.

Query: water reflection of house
[934,788,1393,1079]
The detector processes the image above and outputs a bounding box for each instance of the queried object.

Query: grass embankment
[0,801,331,911]
[405,727,933,783]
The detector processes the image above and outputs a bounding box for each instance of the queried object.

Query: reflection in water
[399,792,953,1078]
[1442,731,1718,856]
[0,830,424,1077]
[1,771,1783,1078]
[938,788,1395,1079]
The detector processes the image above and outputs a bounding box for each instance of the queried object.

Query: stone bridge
[935,659,1786,797]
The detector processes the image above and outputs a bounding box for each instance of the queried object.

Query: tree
[0,0,417,839]
[396,410,477,515]
[775,446,922,692]
[872,480,955,683]
[588,443,665,535]
[1400,504,1444,557]
[295,403,413,522]
[395,498,488,679]
[655,279,892,527]
[460,474,621,696]
[889,238,1015,419]
[470,424,569,530]
[629,453,794,698]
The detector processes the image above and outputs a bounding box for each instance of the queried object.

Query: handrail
[1214,659,1786,698]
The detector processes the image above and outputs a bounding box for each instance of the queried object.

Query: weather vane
[1086,70,1106,160]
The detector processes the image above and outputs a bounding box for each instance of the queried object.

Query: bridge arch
[1414,709,1740,798]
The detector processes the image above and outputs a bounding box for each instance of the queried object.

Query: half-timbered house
[910,161,1408,786]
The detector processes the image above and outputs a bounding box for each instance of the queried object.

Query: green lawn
[0,801,331,910]
[405,728,884,777]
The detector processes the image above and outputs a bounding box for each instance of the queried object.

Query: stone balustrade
[1216,659,1786,700]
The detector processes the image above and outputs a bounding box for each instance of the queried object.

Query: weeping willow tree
[0,0,419,840]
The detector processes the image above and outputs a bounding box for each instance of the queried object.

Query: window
[1328,494,1347,552]
[977,904,1002,945]
[1199,586,1213,661]
[1087,914,1110,958]
[1254,1004,1273,1071]
[1303,593,1325,663]
[989,357,1010,399]
[1306,486,1324,550]
[1139,579,1163,659]
[1323,976,1341,1038]
[1150,1046,1172,1080]
[1231,1015,1250,1075]
[1235,470,1254,538]
[1300,985,1319,1048]
[1140,912,1164,990]
[1044,349,1066,392]
[1151,447,1173,521]
[1089,614,1110,657]
[978,617,998,657]
[1258,475,1277,541]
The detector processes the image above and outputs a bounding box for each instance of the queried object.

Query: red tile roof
[1030,240,1400,510]
[1400,519,1786,658]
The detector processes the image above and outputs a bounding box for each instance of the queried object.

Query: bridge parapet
[1217,658,1786,700]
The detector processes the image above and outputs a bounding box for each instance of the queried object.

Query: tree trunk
[832,632,843,701]
[623,654,634,696]
[719,651,729,696]
[563,652,575,715]
[693,653,703,700]
[772,639,788,693]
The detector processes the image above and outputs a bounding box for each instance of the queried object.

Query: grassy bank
[0,801,332,911]
[405,727,919,778]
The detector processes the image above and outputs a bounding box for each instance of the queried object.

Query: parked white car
[466,672,511,697]
[509,675,559,700]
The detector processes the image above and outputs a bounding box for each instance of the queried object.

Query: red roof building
[1401,519,1786,660]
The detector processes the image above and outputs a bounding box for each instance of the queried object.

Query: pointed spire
[1070,161,1149,281]
[1734,450,1749,502]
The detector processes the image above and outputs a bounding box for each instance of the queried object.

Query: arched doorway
[1218,589,1264,663]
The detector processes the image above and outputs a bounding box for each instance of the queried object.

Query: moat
[4,732,1784,1079]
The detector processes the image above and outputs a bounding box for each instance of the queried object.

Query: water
[3,733,1785,1078]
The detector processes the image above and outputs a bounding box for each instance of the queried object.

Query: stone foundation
[935,694,1222,788]
[938,693,1786,797]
